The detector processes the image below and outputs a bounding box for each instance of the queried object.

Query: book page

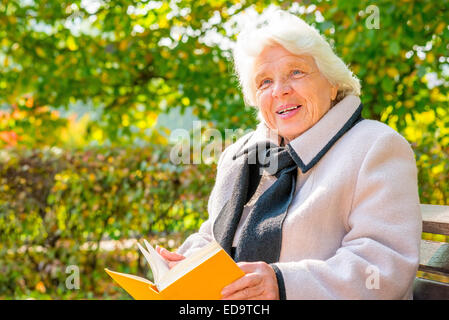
[157,240,221,291]
[137,240,170,285]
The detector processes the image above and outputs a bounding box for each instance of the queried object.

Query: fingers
[237,261,261,273]
[221,273,263,299]
[221,261,279,300]
[156,245,185,262]
[221,283,264,300]
[155,245,163,255]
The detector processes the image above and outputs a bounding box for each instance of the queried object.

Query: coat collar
[243,95,363,174]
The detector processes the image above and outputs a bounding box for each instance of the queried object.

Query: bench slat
[419,240,449,276]
[413,277,449,300]
[420,204,449,236]
[416,204,449,299]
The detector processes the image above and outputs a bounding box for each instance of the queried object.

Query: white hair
[232,9,361,108]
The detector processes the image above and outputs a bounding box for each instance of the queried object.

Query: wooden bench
[414,204,449,300]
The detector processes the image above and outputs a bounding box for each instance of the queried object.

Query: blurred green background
[0,0,448,299]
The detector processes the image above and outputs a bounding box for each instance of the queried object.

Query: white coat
[177,95,422,299]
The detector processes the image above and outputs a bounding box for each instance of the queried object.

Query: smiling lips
[276,104,302,115]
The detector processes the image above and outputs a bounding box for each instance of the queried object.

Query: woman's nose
[271,80,292,99]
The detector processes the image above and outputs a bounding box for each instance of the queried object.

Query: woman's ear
[331,85,339,101]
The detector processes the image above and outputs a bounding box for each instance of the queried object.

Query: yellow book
[105,240,245,300]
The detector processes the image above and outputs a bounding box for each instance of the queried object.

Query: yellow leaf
[218,60,226,73]
[146,112,158,127]
[426,52,435,63]
[430,88,446,102]
[159,17,169,29]
[366,75,376,84]
[25,97,34,108]
[50,110,60,120]
[160,49,170,59]
[404,126,420,142]
[431,163,444,175]
[119,40,128,51]
[416,110,435,124]
[435,22,446,34]
[55,54,65,65]
[441,137,449,147]
[121,114,130,127]
[12,110,26,120]
[35,47,45,58]
[136,120,147,129]
[181,97,190,106]
[344,30,357,45]
[101,73,108,83]
[92,129,103,141]
[404,100,415,108]
[386,67,399,78]
[156,134,168,145]
[35,281,46,293]
[67,36,78,51]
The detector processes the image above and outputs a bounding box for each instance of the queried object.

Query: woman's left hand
[220,261,279,300]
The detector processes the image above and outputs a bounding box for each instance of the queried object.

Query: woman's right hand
[156,245,185,269]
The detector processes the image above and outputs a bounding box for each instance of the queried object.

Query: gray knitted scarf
[213,140,298,263]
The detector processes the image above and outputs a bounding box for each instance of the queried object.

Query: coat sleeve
[175,145,230,257]
[272,131,422,299]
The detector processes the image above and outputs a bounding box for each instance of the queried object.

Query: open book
[105,240,244,300]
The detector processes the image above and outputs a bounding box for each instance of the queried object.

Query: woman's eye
[292,69,303,76]
[260,79,272,88]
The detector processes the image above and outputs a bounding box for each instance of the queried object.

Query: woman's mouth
[276,105,302,119]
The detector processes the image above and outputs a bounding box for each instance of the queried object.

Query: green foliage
[1,1,448,195]
[2,0,448,138]
[0,145,216,298]
[314,0,449,127]
[404,108,449,204]
[1,0,270,140]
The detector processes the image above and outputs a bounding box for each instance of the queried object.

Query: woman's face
[253,44,338,142]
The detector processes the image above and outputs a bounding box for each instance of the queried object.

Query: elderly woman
[157,10,421,299]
